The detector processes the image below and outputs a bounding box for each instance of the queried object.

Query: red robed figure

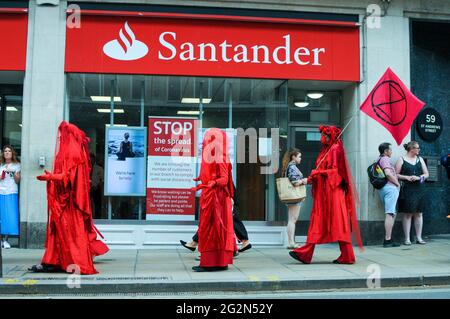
[36,122,109,275]
[193,128,235,269]
[360,67,425,145]
[291,125,363,264]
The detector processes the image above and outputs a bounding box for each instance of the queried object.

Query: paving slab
[0,235,449,294]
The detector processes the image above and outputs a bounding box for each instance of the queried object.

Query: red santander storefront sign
[66,15,360,81]
[0,10,28,71]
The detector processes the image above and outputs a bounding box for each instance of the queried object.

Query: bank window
[289,90,341,124]
[0,95,23,156]
[67,73,293,222]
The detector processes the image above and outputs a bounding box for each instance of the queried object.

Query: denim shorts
[286,201,302,207]
[378,183,400,215]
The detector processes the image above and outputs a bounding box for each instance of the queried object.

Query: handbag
[276,166,306,204]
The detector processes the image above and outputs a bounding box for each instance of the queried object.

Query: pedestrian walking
[289,125,363,264]
[29,122,109,274]
[191,128,235,272]
[180,183,252,254]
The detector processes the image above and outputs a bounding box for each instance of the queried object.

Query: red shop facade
[0,3,28,154]
[64,3,360,248]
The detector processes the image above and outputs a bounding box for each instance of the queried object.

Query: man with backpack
[376,143,401,247]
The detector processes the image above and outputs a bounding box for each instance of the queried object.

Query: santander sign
[158,32,325,66]
[66,16,360,81]
[103,22,325,66]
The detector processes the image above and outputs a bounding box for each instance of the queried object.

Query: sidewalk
[1,235,449,295]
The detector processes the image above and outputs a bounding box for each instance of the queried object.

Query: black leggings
[192,213,249,242]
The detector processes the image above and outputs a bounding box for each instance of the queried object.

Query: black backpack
[367,159,388,189]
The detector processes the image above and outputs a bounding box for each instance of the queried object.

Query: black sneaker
[383,239,400,247]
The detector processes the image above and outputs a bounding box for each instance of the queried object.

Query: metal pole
[110,79,115,125]
[199,81,203,123]
[108,197,112,220]
[139,80,145,220]
[228,82,232,128]
[108,79,115,220]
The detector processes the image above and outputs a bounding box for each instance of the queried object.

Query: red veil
[314,125,363,251]
[199,128,234,197]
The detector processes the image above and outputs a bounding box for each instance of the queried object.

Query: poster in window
[147,117,198,221]
[104,126,147,196]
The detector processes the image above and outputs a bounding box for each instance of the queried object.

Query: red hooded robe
[195,128,235,268]
[306,125,363,249]
[37,122,109,275]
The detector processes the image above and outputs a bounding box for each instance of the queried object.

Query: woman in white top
[0,145,21,249]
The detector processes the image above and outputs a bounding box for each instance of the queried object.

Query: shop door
[289,126,322,223]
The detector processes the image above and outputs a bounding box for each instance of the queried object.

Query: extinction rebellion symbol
[371,80,407,126]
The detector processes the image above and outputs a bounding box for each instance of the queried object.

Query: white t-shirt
[0,163,21,195]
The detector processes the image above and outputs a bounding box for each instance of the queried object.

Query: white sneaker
[2,241,11,249]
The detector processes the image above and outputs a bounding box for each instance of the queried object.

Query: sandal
[404,240,412,246]
[238,243,252,253]
[28,264,46,273]
[28,264,60,273]
[416,239,426,245]
[286,244,300,250]
[180,240,196,252]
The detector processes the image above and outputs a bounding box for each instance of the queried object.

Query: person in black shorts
[180,183,252,254]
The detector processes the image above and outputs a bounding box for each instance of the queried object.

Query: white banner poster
[104,126,147,196]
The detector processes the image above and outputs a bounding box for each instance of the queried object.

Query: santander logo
[103,22,149,61]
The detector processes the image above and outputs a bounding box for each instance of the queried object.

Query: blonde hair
[281,148,300,176]
[403,141,419,152]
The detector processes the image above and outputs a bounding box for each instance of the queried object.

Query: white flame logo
[103,22,148,61]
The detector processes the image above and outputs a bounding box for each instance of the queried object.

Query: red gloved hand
[36,170,52,181]
[191,184,209,191]
[193,177,201,182]
[37,170,68,182]
[310,169,319,177]
[206,180,216,188]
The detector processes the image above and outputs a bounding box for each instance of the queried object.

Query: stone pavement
[0,235,449,295]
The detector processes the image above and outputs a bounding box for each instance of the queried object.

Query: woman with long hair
[281,148,308,249]
[395,141,429,245]
[0,145,21,249]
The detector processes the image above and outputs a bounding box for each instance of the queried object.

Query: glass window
[67,74,341,223]
[289,90,341,124]
[1,95,23,157]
